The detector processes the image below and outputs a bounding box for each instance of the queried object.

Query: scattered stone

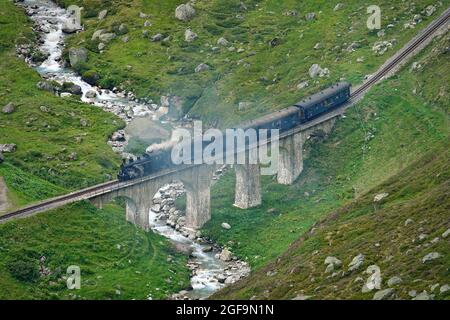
[144,20,152,27]
[425,5,436,17]
[202,246,213,253]
[422,252,441,263]
[442,228,450,238]
[68,47,88,67]
[324,256,342,273]
[430,283,440,292]
[151,33,163,42]
[333,3,344,11]
[221,222,231,230]
[98,9,108,20]
[2,102,15,114]
[85,90,97,99]
[373,288,395,300]
[440,284,449,294]
[0,144,17,153]
[404,218,414,226]
[117,24,129,35]
[296,81,309,90]
[408,290,417,297]
[373,192,389,202]
[98,43,106,51]
[175,3,196,22]
[139,12,148,19]
[372,41,394,55]
[362,265,382,292]
[309,64,329,78]
[377,29,386,38]
[387,276,402,287]
[195,63,210,73]
[313,42,322,50]
[305,12,316,21]
[217,37,229,47]
[92,29,106,41]
[62,20,81,34]
[219,248,232,261]
[413,291,431,300]
[184,29,198,42]
[238,102,251,111]
[98,33,116,43]
[348,254,365,272]
[67,152,77,161]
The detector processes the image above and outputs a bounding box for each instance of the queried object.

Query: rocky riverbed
[148,166,250,300]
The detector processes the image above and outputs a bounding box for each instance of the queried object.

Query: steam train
[118,82,351,181]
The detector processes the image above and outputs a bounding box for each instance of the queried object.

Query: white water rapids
[18,0,248,300]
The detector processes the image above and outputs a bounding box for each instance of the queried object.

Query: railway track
[1,7,449,223]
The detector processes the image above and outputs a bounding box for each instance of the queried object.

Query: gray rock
[422,252,441,263]
[442,228,450,238]
[425,5,436,17]
[62,20,81,34]
[221,222,231,230]
[144,20,152,27]
[98,33,116,43]
[184,29,198,42]
[348,254,365,272]
[324,256,342,273]
[175,3,196,22]
[373,288,395,300]
[0,144,17,153]
[2,102,15,114]
[404,218,414,226]
[309,64,329,78]
[413,291,431,300]
[122,36,130,43]
[440,284,449,294]
[151,33,163,42]
[387,276,402,287]
[333,3,344,11]
[117,24,129,35]
[37,81,56,93]
[68,47,88,67]
[98,43,106,51]
[297,81,309,90]
[373,192,389,202]
[139,12,148,19]
[219,248,232,261]
[202,246,213,253]
[85,90,97,99]
[305,12,316,21]
[217,37,229,47]
[98,9,108,20]
[292,294,311,300]
[195,63,210,73]
[92,29,106,41]
[408,290,417,297]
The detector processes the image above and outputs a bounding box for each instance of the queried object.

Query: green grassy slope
[0,1,124,209]
[0,201,189,300]
[59,0,449,126]
[199,31,450,271]
[213,143,449,299]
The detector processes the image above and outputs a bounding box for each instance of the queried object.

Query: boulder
[373,192,389,202]
[62,21,81,34]
[309,64,329,78]
[92,29,106,41]
[2,102,15,114]
[217,37,229,47]
[387,276,402,287]
[171,241,193,256]
[175,3,196,22]
[85,90,97,99]
[151,33,163,42]
[81,71,100,85]
[0,144,17,153]
[68,47,87,67]
[195,63,210,73]
[348,254,365,272]
[305,12,316,21]
[98,9,108,20]
[62,82,82,95]
[373,288,395,300]
[219,248,232,261]
[37,80,57,93]
[413,291,431,300]
[184,29,198,42]
[98,33,116,43]
[422,252,441,263]
[221,222,231,230]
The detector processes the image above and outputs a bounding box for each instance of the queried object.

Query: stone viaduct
[89,118,337,231]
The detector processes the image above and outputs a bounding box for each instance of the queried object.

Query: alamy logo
[170,121,279,175]
[66,265,81,290]
[367,5,381,30]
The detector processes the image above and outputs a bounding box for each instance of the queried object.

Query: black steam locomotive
[118,82,351,181]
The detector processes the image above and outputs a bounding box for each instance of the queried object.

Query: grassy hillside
[59,0,449,126]
[0,1,124,209]
[213,144,449,299]
[0,201,189,300]
[199,30,450,274]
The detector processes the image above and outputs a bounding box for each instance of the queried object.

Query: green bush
[6,255,40,283]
